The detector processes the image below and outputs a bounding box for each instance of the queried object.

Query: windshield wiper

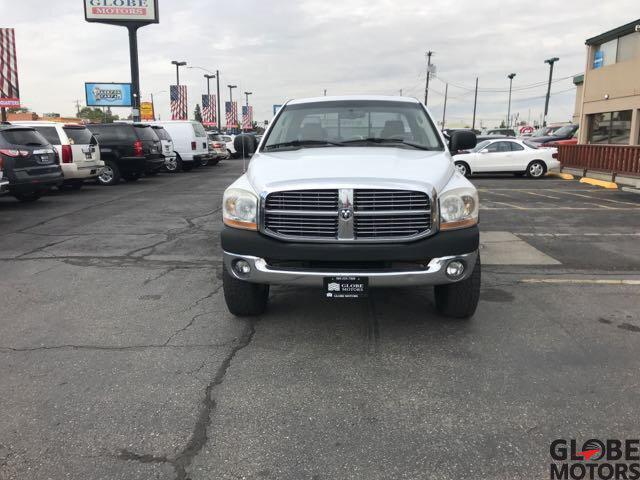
[340,137,437,150]
[264,139,344,150]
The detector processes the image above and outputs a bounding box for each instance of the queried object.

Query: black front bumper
[221,226,479,262]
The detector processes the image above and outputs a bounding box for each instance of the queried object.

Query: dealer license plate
[323,276,368,299]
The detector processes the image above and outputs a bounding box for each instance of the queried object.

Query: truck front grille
[263,188,432,241]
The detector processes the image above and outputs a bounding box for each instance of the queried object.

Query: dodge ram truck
[221,95,480,318]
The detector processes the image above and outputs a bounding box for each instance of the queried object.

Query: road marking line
[520,278,640,285]
[560,190,640,207]
[489,200,526,210]
[521,191,561,200]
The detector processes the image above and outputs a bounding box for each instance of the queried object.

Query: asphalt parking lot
[1,164,639,480]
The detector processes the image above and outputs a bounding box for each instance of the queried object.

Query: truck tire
[222,264,269,316]
[434,254,481,318]
[13,191,42,202]
[164,156,181,173]
[97,160,121,186]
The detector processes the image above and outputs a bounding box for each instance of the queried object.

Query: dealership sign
[84,0,159,24]
[0,28,20,108]
[85,82,133,107]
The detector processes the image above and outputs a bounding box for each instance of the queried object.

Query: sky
[2,0,638,128]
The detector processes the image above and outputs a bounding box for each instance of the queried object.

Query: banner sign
[170,85,187,120]
[84,0,159,24]
[0,28,20,108]
[85,82,133,107]
[140,101,154,120]
[202,94,216,127]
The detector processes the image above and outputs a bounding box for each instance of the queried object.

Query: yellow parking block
[546,172,574,180]
[579,177,618,189]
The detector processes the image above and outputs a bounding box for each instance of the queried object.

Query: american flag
[170,85,187,120]
[225,101,238,129]
[0,28,20,107]
[241,105,253,130]
[201,94,216,126]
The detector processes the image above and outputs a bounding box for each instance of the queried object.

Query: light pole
[188,66,221,129]
[543,57,559,127]
[507,73,516,128]
[171,60,187,85]
[244,91,252,107]
[150,90,166,121]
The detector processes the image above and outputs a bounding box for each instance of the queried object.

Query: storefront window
[594,39,618,68]
[588,110,632,144]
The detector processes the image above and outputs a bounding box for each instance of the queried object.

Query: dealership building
[577,19,640,145]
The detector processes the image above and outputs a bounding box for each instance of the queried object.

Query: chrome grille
[263,188,431,241]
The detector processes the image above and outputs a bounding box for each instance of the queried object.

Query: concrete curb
[579,177,618,189]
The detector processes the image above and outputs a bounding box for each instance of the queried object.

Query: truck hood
[246,147,454,193]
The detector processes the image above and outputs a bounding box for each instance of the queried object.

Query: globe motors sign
[84,0,159,24]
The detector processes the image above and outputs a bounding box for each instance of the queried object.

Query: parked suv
[151,120,215,171]
[13,121,103,189]
[150,125,178,173]
[221,96,480,318]
[87,123,164,185]
[0,124,64,202]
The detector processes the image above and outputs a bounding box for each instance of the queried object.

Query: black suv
[87,123,164,186]
[0,124,63,202]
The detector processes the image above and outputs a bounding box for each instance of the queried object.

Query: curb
[579,177,618,189]
[546,172,574,180]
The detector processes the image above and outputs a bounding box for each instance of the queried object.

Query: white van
[12,121,103,189]
[150,120,215,171]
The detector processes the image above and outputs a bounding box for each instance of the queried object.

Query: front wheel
[222,265,269,316]
[434,254,481,318]
[164,156,180,173]
[454,161,471,177]
[527,160,546,179]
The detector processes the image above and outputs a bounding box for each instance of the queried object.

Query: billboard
[140,101,154,120]
[85,82,133,107]
[0,28,20,108]
[84,0,159,23]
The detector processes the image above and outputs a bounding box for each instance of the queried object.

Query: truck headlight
[439,188,479,230]
[223,188,258,230]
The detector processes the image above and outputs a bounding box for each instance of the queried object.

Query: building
[572,74,583,124]
[577,19,640,145]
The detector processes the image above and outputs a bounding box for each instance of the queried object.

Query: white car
[150,125,178,172]
[150,120,216,171]
[12,121,103,189]
[452,138,559,178]
[220,134,236,158]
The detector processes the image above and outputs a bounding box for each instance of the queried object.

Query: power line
[432,73,578,93]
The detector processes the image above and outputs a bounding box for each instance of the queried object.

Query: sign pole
[128,24,141,122]
[1,108,6,122]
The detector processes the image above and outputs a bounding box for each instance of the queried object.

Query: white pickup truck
[220,95,481,318]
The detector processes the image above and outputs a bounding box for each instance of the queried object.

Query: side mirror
[233,134,258,158]
[450,130,477,153]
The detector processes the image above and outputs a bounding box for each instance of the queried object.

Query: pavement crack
[15,237,76,259]
[164,311,212,346]
[0,343,232,353]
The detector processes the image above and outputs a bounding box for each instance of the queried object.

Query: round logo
[581,439,606,461]
[339,208,353,220]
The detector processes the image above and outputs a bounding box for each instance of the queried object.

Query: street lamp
[543,57,559,127]
[244,91,252,107]
[507,73,516,128]
[150,90,166,121]
[227,84,237,103]
[171,60,187,85]
[189,66,221,130]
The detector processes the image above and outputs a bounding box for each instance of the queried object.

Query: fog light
[446,260,465,278]
[234,259,251,275]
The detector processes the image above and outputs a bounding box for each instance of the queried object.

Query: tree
[194,104,202,122]
[78,107,119,123]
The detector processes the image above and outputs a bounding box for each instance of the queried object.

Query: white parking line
[555,190,640,207]
[480,206,640,211]
[520,191,561,200]
[520,278,640,285]
[516,232,640,237]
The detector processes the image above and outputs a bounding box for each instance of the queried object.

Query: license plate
[324,276,368,298]
[85,152,92,159]
[37,155,51,164]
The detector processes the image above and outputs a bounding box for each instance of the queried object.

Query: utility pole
[75,100,82,116]
[323,89,327,96]
[216,71,221,130]
[228,84,237,131]
[441,83,448,129]
[471,77,479,130]
[424,50,434,106]
[399,89,403,96]
[507,73,516,128]
[171,60,187,85]
[543,57,559,127]
[150,93,155,120]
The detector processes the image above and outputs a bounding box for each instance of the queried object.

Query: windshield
[553,125,575,137]
[1,128,49,146]
[470,140,491,152]
[134,125,159,141]
[263,100,443,151]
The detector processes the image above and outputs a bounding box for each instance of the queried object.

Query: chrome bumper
[223,250,478,287]
[0,179,8,194]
